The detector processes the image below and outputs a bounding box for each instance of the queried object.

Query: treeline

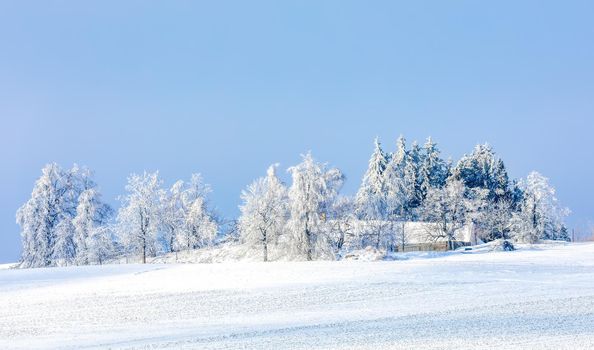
[16,136,570,267]
[352,137,568,249]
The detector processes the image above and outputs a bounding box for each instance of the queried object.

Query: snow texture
[2,242,594,349]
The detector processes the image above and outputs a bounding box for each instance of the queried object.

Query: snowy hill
[2,243,594,349]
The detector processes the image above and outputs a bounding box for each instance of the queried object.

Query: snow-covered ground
[2,243,594,349]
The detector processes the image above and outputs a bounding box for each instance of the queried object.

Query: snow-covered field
[2,243,594,349]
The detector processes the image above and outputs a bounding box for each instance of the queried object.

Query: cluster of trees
[16,164,113,268]
[238,156,344,261]
[350,137,569,250]
[116,172,219,264]
[237,137,570,259]
[17,136,570,267]
[16,166,218,267]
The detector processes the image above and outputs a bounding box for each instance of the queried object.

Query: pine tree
[454,143,509,201]
[355,138,388,220]
[492,159,511,201]
[393,135,407,169]
[403,141,423,214]
[384,136,407,217]
[355,138,391,249]
[419,137,447,197]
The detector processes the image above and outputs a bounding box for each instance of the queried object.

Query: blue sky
[1,1,593,262]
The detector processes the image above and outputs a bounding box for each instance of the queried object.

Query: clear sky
[1,1,593,263]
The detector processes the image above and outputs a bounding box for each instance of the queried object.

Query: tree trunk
[142,242,146,264]
[305,213,313,261]
[375,226,381,249]
[306,227,313,261]
[262,230,268,262]
[401,221,406,250]
[140,210,147,264]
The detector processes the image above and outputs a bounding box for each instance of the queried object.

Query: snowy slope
[2,243,594,349]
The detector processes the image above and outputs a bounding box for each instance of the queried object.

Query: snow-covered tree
[355,138,388,220]
[419,137,447,196]
[420,178,470,249]
[493,159,511,201]
[86,226,116,265]
[393,135,407,171]
[384,138,403,208]
[287,153,344,260]
[175,174,218,251]
[476,199,514,241]
[16,164,66,267]
[384,138,423,225]
[16,163,110,268]
[327,196,357,252]
[116,171,164,263]
[356,138,392,249]
[405,141,423,211]
[160,181,185,253]
[454,144,510,202]
[182,197,217,249]
[381,137,409,249]
[52,219,76,266]
[238,164,288,261]
[72,188,113,265]
[511,172,570,243]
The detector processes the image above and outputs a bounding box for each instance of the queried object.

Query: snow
[0,263,17,270]
[2,243,594,349]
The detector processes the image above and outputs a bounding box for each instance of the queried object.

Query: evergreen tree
[454,143,510,202]
[419,137,447,197]
[393,135,407,169]
[384,136,407,218]
[355,138,388,220]
[402,141,423,214]
[356,138,392,248]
